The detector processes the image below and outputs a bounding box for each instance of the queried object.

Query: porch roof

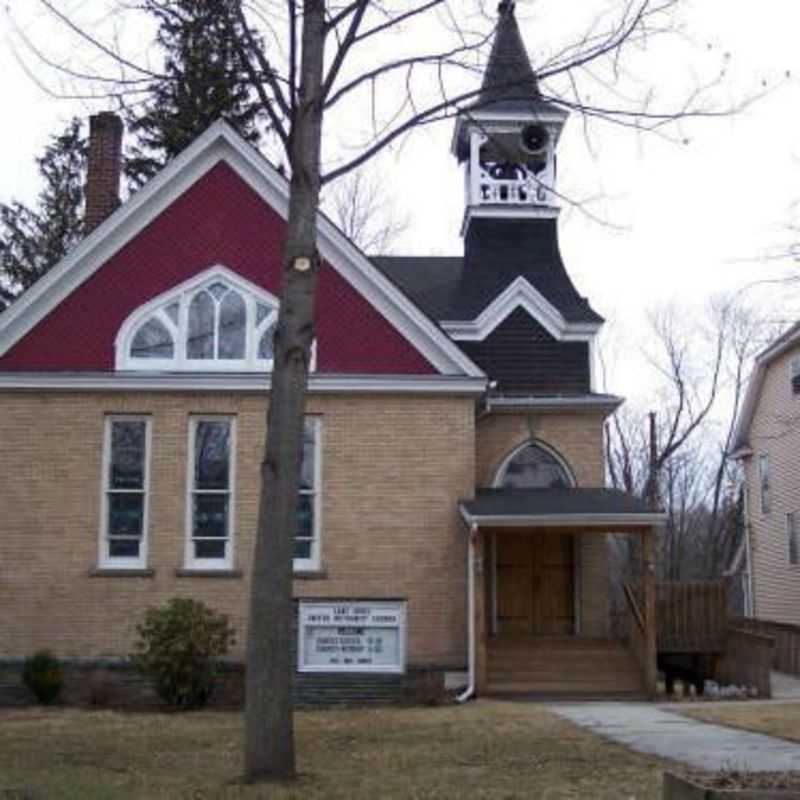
[459,488,666,529]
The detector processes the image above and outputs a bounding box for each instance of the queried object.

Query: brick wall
[84,113,123,233]
[0,391,475,669]
[0,600,448,709]
[475,410,610,636]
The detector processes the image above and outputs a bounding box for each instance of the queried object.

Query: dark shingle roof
[461,488,661,520]
[458,307,590,395]
[372,219,602,325]
[469,1,556,117]
[480,2,537,104]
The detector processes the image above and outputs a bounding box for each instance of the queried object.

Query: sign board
[298,601,406,673]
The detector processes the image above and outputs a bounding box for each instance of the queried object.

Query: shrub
[131,598,235,710]
[22,650,63,705]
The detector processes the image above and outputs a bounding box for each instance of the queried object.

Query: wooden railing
[716,627,775,698]
[622,581,648,688]
[731,617,800,675]
[657,581,727,653]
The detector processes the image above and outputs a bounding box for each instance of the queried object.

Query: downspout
[742,482,755,617]
[456,521,477,703]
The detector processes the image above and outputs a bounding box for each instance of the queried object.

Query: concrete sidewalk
[548,702,800,772]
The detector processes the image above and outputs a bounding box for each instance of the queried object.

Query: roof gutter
[485,394,624,416]
[459,507,667,529]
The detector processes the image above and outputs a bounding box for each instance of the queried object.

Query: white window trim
[791,356,800,394]
[758,452,770,516]
[98,415,152,570]
[788,512,799,566]
[295,417,323,572]
[115,266,285,373]
[185,415,237,571]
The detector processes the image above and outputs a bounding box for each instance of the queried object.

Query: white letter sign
[298,601,406,673]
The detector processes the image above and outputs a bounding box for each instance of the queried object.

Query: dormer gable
[0,121,483,386]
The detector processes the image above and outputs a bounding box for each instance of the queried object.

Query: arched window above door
[495,441,574,489]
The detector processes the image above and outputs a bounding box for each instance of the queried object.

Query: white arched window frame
[492,438,577,489]
[115,266,304,372]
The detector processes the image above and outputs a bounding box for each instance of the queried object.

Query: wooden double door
[495,533,575,635]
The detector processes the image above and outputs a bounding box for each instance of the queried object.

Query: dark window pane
[300,422,316,490]
[208,281,228,300]
[187,291,215,359]
[195,539,226,559]
[110,421,146,489]
[296,493,313,538]
[218,291,246,359]
[193,494,228,538]
[131,318,174,359]
[293,538,311,560]
[258,327,275,361]
[501,445,570,489]
[194,421,230,490]
[109,538,140,558]
[256,303,271,326]
[108,493,144,537]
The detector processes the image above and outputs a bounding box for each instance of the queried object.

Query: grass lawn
[679,701,800,745]
[0,701,667,799]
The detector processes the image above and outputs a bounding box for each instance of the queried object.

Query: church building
[0,2,662,704]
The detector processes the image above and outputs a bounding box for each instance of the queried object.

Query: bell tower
[452,1,568,236]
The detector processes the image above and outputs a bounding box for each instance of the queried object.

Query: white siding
[746,343,800,623]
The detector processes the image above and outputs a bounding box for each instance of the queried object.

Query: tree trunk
[244,0,326,782]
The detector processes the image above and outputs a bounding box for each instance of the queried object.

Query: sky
[1,0,800,410]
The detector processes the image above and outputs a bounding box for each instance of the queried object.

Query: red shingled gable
[0,162,436,374]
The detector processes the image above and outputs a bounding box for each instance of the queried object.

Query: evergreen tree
[0,118,86,304]
[125,0,263,187]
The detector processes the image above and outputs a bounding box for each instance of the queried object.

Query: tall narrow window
[788,512,799,565]
[100,416,150,568]
[791,356,800,396]
[759,453,770,515]
[186,417,235,570]
[295,418,322,570]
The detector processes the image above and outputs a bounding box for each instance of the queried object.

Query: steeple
[452,1,568,236]
[479,1,539,110]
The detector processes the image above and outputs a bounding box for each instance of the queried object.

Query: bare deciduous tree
[325,168,409,253]
[607,298,763,584]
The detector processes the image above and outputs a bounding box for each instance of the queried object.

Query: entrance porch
[460,488,665,699]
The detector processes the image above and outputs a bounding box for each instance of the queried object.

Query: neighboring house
[0,3,663,703]
[733,322,800,624]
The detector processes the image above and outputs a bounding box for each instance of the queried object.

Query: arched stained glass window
[130,317,174,359]
[498,443,572,489]
[187,290,215,360]
[117,267,293,372]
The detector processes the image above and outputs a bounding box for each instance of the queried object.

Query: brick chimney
[84,112,123,233]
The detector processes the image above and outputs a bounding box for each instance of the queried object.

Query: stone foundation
[0,659,451,710]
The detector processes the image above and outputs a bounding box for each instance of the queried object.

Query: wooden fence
[731,617,800,675]
[656,581,728,653]
[716,627,775,698]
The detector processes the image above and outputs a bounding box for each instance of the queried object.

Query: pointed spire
[479,1,539,109]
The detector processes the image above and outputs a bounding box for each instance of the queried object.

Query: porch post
[642,527,658,698]
[473,528,488,695]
